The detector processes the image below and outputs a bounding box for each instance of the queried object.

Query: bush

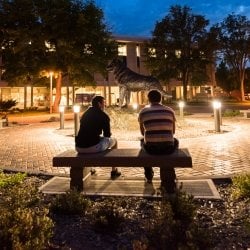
[231,174,250,199]
[0,173,54,249]
[50,189,90,215]
[91,197,125,232]
[222,109,240,117]
[0,171,26,188]
[145,190,209,249]
[0,99,17,111]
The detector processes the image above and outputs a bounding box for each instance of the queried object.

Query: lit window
[118,44,127,56]
[175,50,181,58]
[148,47,156,57]
[136,45,140,57]
[83,44,93,54]
[45,41,56,52]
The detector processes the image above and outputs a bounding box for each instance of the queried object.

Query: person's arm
[139,122,144,135]
[103,114,111,137]
[138,113,144,135]
[173,112,176,134]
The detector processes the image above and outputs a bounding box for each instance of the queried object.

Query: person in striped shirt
[138,89,179,185]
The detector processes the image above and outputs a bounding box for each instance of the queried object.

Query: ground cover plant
[0,171,249,249]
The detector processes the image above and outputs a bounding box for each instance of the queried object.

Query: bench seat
[240,109,250,118]
[53,148,192,193]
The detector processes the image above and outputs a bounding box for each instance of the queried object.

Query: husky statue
[106,58,171,107]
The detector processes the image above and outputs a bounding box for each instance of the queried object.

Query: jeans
[141,138,179,180]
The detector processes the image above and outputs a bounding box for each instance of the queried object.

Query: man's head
[148,90,162,103]
[92,95,105,109]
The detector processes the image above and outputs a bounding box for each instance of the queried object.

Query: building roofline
[112,34,150,43]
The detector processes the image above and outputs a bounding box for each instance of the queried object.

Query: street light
[73,105,80,136]
[178,100,185,121]
[213,100,221,132]
[132,103,138,110]
[49,72,53,114]
[59,105,65,129]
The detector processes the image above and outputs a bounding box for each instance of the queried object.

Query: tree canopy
[216,13,250,101]
[144,5,211,101]
[0,0,117,111]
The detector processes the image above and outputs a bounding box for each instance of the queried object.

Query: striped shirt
[138,104,176,144]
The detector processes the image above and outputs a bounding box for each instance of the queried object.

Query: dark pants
[141,138,179,183]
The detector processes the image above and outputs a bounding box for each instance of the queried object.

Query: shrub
[0,174,54,249]
[0,99,17,111]
[146,190,209,249]
[91,197,125,232]
[222,109,240,117]
[231,174,250,199]
[49,189,90,215]
[0,171,26,188]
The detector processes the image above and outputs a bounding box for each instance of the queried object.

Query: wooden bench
[53,148,192,194]
[240,109,250,118]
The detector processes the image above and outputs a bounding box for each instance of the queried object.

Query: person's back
[139,103,175,152]
[75,95,121,179]
[75,105,110,148]
[138,89,178,189]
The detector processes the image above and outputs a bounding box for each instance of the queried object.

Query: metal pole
[213,101,221,132]
[219,107,222,125]
[73,105,80,136]
[59,106,65,129]
[179,101,185,122]
[215,108,220,132]
[49,72,53,114]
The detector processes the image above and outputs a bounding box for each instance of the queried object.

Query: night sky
[95,0,250,37]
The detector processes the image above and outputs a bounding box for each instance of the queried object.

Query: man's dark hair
[148,90,161,103]
[92,95,104,107]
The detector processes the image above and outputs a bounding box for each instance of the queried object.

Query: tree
[0,0,117,112]
[144,5,210,101]
[216,61,236,93]
[217,14,250,101]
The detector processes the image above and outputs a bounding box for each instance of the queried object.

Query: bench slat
[53,148,192,168]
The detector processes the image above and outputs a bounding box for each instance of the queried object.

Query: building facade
[0,35,216,110]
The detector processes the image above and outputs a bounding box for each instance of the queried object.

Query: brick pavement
[0,114,249,179]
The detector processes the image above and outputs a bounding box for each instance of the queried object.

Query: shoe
[111,169,121,179]
[145,177,153,184]
[90,168,96,175]
[145,170,154,184]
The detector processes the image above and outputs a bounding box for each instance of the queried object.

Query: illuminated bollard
[59,105,65,129]
[132,103,138,110]
[179,101,185,121]
[73,105,80,136]
[213,101,221,132]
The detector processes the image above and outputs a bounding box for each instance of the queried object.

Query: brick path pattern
[0,113,249,180]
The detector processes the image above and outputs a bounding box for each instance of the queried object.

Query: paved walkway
[0,113,249,179]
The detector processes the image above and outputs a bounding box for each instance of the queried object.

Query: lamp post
[73,105,80,136]
[178,101,185,121]
[49,72,53,114]
[132,103,138,110]
[213,100,221,132]
[59,105,65,129]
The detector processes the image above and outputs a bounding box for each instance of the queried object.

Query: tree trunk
[182,69,189,101]
[53,72,62,113]
[240,69,245,101]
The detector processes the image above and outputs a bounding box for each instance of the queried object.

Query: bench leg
[70,167,92,191]
[70,168,84,191]
[160,167,176,193]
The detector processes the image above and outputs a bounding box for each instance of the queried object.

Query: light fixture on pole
[73,105,80,136]
[178,100,185,121]
[213,100,221,132]
[49,72,53,114]
[59,105,65,129]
